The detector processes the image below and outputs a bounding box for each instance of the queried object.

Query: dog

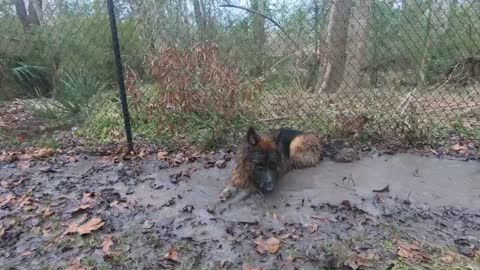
[219,126,323,201]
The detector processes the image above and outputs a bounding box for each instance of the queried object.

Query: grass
[78,84,257,150]
[74,81,480,152]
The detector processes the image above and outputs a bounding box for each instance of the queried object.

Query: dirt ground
[1,148,479,270]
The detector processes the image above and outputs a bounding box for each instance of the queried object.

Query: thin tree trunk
[342,0,372,91]
[192,0,205,40]
[306,0,322,91]
[251,0,266,77]
[14,0,33,30]
[14,0,42,31]
[419,0,433,83]
[318,0,353,93]
[30,0,43,25]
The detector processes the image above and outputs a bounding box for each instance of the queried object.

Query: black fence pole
[107,0,133,152]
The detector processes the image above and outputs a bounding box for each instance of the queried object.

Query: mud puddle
[1,152,479,269]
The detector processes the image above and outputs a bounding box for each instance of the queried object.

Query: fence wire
[0,0,479,146]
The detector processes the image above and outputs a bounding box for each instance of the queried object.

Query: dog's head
[244,127,281,192]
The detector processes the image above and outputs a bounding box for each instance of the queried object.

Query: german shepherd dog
[219,127,323,201]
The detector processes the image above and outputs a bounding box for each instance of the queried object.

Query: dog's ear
[246,127,259,146]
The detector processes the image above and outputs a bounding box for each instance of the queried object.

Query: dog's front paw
[219,185,237,202]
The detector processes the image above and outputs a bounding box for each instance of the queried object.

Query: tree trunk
[251,0,266,77]
[306,0,324,91]
[14,0,41,30]
[192,0,205,40]
[318,0,353,93]
[342,0,372,91]
[30,0,43,25]
[419,0,433,83]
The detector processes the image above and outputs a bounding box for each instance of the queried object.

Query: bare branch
[218,3,299,50]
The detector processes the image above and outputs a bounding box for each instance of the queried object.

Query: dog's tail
[322,139,358,163]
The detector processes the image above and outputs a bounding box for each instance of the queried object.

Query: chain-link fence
[1,0,479,147]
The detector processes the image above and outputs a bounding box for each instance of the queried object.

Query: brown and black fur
[219,127,323,201]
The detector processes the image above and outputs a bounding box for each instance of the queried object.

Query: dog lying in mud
[219,127,359,202]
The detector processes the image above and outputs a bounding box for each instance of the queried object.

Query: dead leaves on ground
[163,248,179,262]
[0,148,55,163]
[254,237,281,255]
[0,193,16,208]
[395,240,431,263]
[243,263,263,270]
[64,215,104,236]
[102,235,114,254]
[77,218,104,235]
[0,192,41,212]
[344,249,379,270]
[101,235,121,257]
[308,223,319,233]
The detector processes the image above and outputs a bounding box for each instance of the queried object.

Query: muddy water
[277,154,480,208]
[2,152,480,269]
[114,153,480,226]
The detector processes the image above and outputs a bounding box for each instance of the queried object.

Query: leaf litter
[0,147,479,269]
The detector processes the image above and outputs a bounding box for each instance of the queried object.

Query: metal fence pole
[107,0,134,152]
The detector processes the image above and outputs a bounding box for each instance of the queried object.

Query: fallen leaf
[397,241,418,259]
[34,148,55,158]
[449,143,468,153]
[13,179,25,186]
[109,200,132,211]
[17,195,32,207]
[255,237,281,254]
[42,224,52,237]
[395,240,430,262]
[0,194,15,208]
[462,121,472,129]
[440,253,455,264]
[137,149,146,158]
[311,216,328,222]
[16,160,30,169]
[43,207,54,218]
[64,214,88,235]
[67,258,88,270]
[163,248,179,262]
[157,151,168,161]
[308,223,319,233]
[372,185,390,193]
[243,263,262,270]
[21,251,34,256]
[344,250,377,270]
[215,159,226,168]
[77,217,104,235]
[71,204,93,214]
[0,225,5,238]
[68,156,78,163]
[102,235,114,254]
[17,153,32,160]
[80,192,96,205]
[143,219,155,229]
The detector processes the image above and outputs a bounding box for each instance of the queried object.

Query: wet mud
[1,152,479,269]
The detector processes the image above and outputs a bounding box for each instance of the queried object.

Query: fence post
[106,0,134,152]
